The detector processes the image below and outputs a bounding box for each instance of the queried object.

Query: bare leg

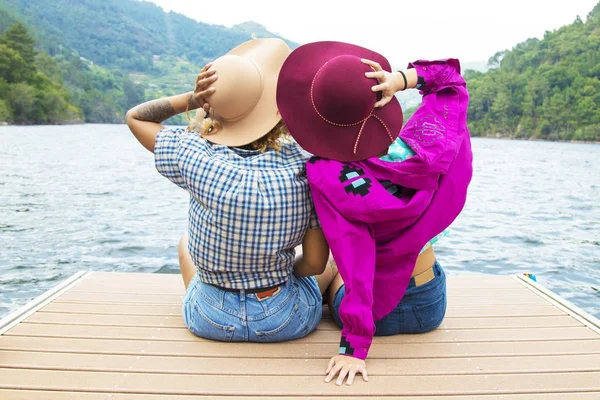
[327,267,345,312]
[178,234,196,289]
[314,256,339,295]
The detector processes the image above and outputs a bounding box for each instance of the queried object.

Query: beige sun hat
[199,38,291,147]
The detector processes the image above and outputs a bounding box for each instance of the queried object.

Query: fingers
[365,71,385,80]
[361,367,369,382]
[326,357,335,374]
[324,361,343,383]
[197,68,216,83]
[195,87,215,98]
[335,365,351,386]
[374,95,392,108]
[361,58,382,71]
[195,73,217,92]
[371,82,390,93]
[201,62,213,72]
[346,366,358,386]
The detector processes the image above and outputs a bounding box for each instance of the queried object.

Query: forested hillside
[1,0,598,141]
[0,24,81,123]
[0,0,293,124]
[466,2,600,141]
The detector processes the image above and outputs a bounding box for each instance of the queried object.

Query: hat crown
[208,55,263,120]
[312,55,376,126]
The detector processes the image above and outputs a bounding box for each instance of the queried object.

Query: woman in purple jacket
[277,41,473,385]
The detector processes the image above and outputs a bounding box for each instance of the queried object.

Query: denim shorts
[332,261,446,335]
[182,273,322,342]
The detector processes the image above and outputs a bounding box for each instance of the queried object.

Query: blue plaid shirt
[155,128,319,289]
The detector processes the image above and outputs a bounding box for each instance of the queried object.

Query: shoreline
[3,122,597,144]
[0,120,85,126]
[471,135,600,145]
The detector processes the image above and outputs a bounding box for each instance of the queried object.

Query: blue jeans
[332,261,447,335]
[182,274,322,342]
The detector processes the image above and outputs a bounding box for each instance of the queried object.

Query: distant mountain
[2,0,598,140]
[0,0,298,124]
[0,0,298,72]
[232,21,298,48]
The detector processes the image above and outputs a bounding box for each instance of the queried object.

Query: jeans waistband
[406,261,442,289]
[211,283,282,294]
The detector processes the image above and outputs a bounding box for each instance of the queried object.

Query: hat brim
[204,38,290,147]
[277,41,403,161]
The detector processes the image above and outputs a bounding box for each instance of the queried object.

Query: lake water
[1,125,599,319]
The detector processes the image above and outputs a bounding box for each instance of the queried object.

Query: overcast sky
[147,0,598,67]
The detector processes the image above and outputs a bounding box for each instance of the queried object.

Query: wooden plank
[6,323,597,343]
[24,312,581,330]
[54,291,546,306]
[40,301,565,318]
[40,302,181,316]
[0,368,599,395]
[27,312,186,328]
[1,350,598,376]
[85,271,519,287]
[2,390,599,400]
[2,336,599,358]
[68,281,531,297]
[445,305,564,317]
[437,316,581,329]
[56,292,184,304]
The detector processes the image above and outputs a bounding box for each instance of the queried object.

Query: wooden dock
[1,271,599,399]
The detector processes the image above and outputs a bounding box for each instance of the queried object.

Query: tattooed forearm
[135,99,176,123]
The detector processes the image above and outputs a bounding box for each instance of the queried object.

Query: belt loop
[433,261,440,276]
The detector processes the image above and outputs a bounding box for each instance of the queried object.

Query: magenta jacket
[306,59,473,359]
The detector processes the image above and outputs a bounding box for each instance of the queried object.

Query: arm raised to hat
[361,58,418,108]
[126,65,216,152]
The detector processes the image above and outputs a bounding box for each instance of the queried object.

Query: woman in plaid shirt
[126,38,335,342]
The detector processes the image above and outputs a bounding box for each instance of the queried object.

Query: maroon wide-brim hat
[277,41,403,161]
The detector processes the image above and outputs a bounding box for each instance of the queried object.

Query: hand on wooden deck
[324,354,369,386]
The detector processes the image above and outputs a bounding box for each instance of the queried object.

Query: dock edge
[0,270,91,335]
[513,274,600,335]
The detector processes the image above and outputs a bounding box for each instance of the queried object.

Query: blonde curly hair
[186,109,290,152]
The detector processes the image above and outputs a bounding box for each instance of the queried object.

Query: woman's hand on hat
[362,58,402,108]
[324,354,369,386]
[191,63,218,112]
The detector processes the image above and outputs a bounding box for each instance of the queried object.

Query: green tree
[6,82,35,122]
[1,23,35,65]
[121,75,145,111]
[0,23,82,123]
[0,98,11,121]
[0,43,26,82]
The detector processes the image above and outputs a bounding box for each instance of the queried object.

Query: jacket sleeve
[397,59,467,178]
[408,59,464,95]
[309,182,376,360]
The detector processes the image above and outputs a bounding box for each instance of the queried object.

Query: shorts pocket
[255,303,309,343]
[190,300,236,342]
[413,294,446,333]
